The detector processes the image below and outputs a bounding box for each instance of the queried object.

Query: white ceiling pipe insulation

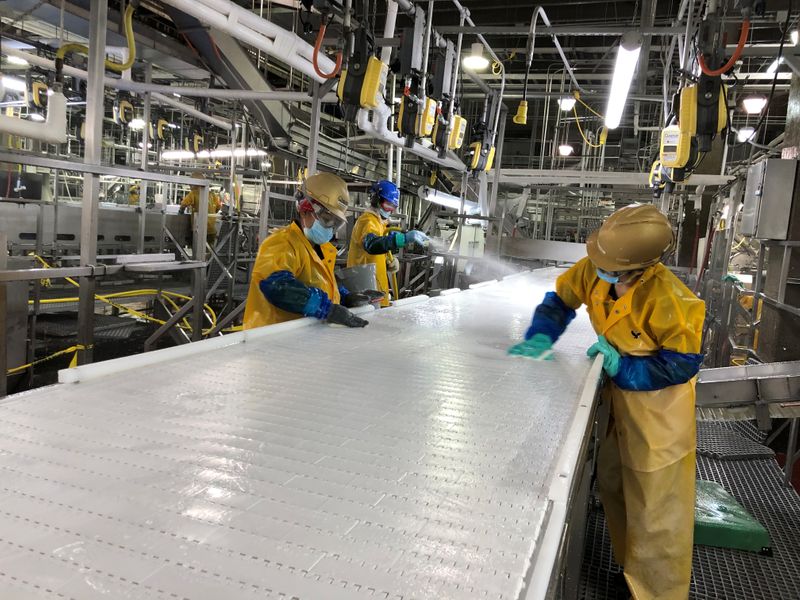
[0,89,67,143]
[356,103,466,171]
[159,0,335,83]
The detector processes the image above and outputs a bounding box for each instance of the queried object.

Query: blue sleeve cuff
[303,286,332,319]
[338,284,350,298]
[394,231,406,249]
[260,270,331,319]
[525,291,576,342]
[612,349,704,391]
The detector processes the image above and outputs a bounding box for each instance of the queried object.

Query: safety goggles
[311,201,346,231]
[379,200,397,214]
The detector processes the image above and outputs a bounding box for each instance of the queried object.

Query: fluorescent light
[418,186,480,214]
[742,96,767,114]
[261,160,272,169]
[172,92,181,98]
[2,76,26,92]
[196,150,210,159]
[167,122,178,129]
[462,43,489,71]
[558,96,576,111]
[6,55,29,66]
[604,32,642,130]
[792,30,799,46]
[558,144,574,156]
[210,146,267,159]
[28,113,45,122]
[161,149,195,160]
[128,117,146,130]
[767,56,783,74]
[737,127,755,143]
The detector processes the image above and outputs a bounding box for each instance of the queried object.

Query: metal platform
[0,269,602,599]
[580,454,800,600]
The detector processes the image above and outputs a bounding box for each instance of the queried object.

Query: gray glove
[387,256,400,273]
[326,304,369,327]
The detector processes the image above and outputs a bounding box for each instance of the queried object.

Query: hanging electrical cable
[55,3,137,75]
[312,16,343,80]
[698,19,750,76]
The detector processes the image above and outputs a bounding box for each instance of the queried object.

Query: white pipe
[160,0,334,83]
[381,0,399,64]
[0,91,67,143]
[7,51,335,102]
[151,93,233,130]
[356,105,465,171]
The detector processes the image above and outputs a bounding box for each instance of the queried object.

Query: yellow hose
[56,5,136,72]
[29,255,218,334]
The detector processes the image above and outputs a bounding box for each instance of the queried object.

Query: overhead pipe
[159,0,334,83]
[0,90,67,143]
[3,49,337,131]
[151,93,233,131]
[449,1,505,143]
[356,104,466,171]
[380,1,399,64]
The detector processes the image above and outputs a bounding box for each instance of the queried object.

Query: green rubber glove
[722,274,741,284]
[586,335,621,377]
[508,333,554,360]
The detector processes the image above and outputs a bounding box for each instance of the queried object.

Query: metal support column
[137,62,152,254]
[489,108,507,256]
[0,232,7,397]
[785,419,799,486]
[77,0,108,365]
[258,182,270,243]
[307,83,322,175]
[193,185,209,341]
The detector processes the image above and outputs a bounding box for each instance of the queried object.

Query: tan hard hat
[303,172,350,221]
[586,204,675,272]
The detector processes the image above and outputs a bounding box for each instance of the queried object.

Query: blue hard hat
[371,180,400,208]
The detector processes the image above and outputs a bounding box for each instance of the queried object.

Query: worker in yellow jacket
[347,179,429,306]
[509,204,705,600]
[179,171,222,248]
[243,172,374,330]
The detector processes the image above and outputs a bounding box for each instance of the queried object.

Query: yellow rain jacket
[180,188,222,240]
[556,257,705,600]
[347,210,391,307]
[243,222,340,329]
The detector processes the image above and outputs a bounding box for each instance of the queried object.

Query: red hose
[312,23,342,80]
[698,20,750,77]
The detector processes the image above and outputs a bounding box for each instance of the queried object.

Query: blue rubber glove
[404,230,429,247]
[508,333,554,360]
[587,335,621,377]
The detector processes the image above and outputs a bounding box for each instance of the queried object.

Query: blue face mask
[303,220,334,245]
[378,208,391,219]
[596,268,621,284]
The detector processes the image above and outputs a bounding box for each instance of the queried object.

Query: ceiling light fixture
[161,149,195,160]
[418,186,480,214]
[767,56,784,75]
[791,30,799,46]
[742,96,767,114]
[29,113,45,122]
[558,96,577,111]
[6,55,29,66]
[462,43,489,71]
[1,76,26,92]
[558,144,574,156]
[604,32,642,130]
[737,127,755,143]
[128,118,146,130]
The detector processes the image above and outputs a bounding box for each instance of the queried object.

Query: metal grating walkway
[0,269,599,600]
[580,452,800,599]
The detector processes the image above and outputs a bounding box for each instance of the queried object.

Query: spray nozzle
[513,100,528,125]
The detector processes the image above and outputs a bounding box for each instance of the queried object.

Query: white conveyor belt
[0,268,601,599]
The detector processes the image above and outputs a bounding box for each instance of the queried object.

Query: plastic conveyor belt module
[0,268,602,599]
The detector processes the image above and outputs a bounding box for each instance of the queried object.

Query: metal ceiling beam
[490,169,735,187]
[434,25,684,36]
